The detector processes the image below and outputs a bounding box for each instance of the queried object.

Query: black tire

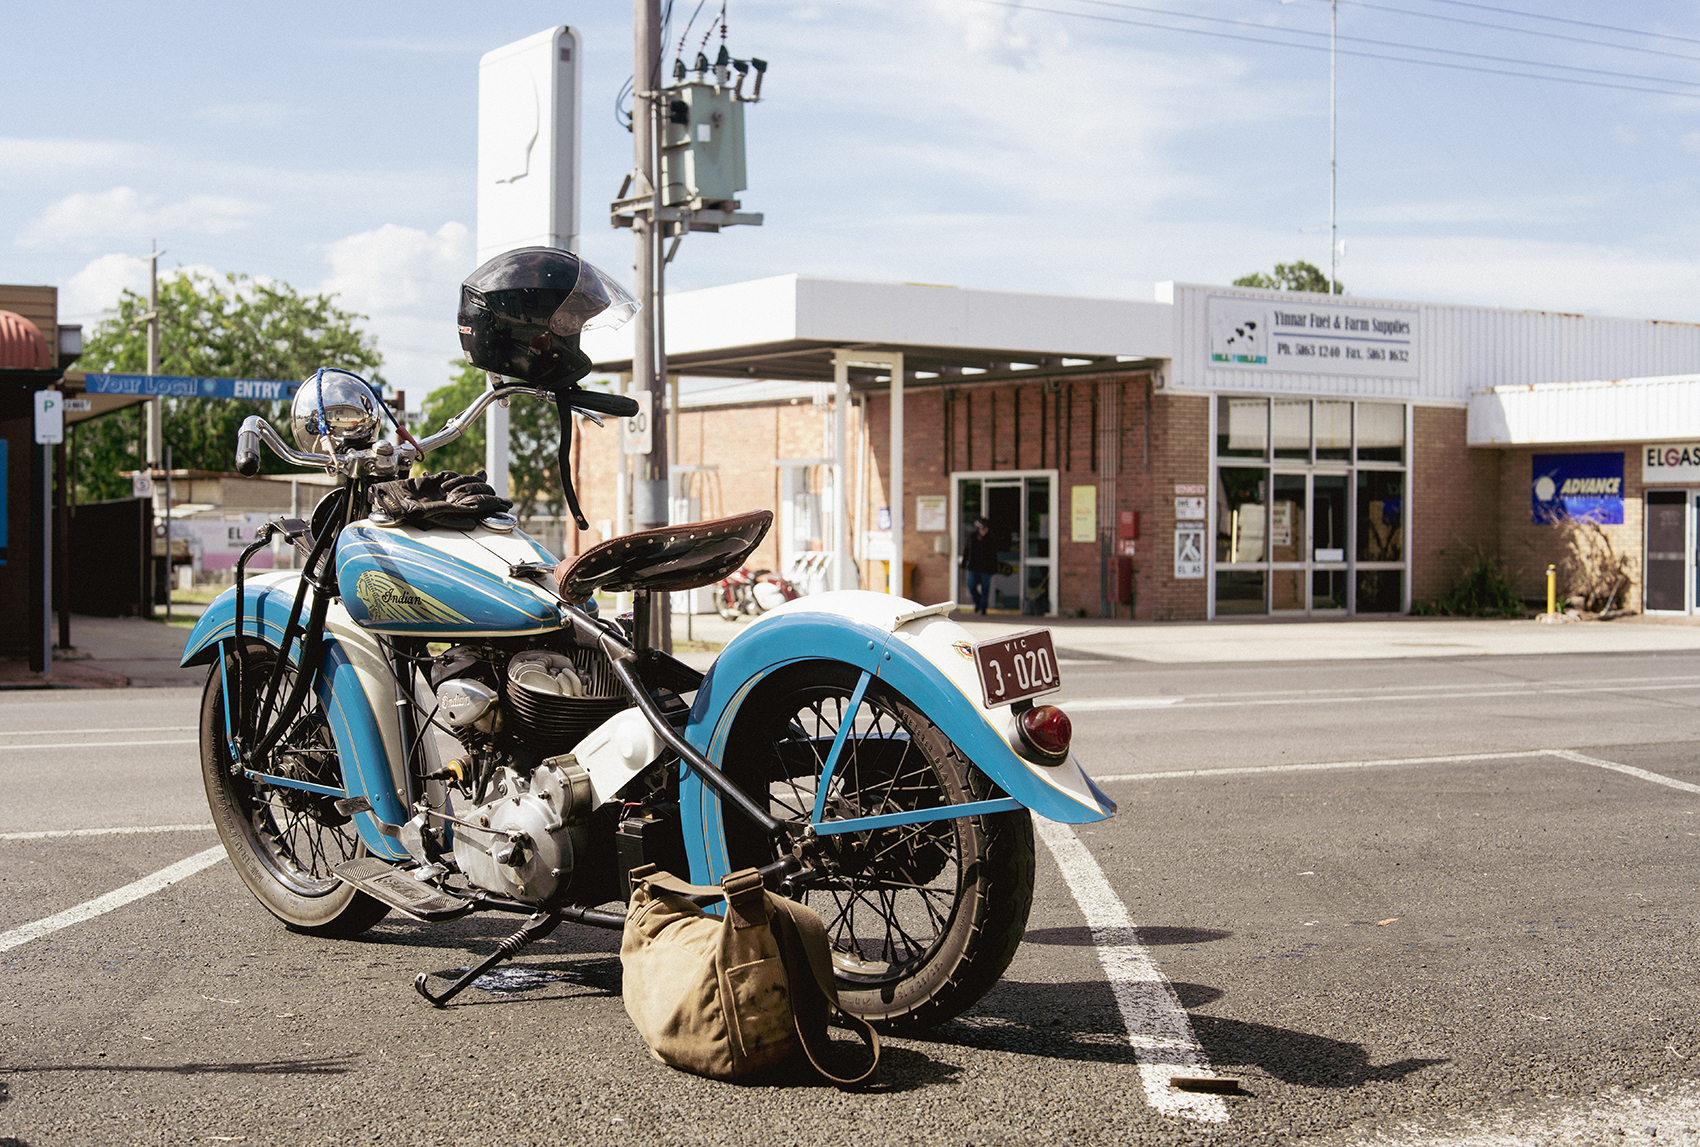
[720,661,1036,1031]
[200,647,390,937]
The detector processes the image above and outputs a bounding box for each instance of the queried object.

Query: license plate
[973,628,1062,709]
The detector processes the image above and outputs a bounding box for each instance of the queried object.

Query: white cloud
[318,221,476,399]
[18,187,264,248]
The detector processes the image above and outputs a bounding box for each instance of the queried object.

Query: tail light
[1014,703,1072,765]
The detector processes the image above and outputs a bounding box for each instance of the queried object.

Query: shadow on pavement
[2,1055,354,1076]
[940,978,1448,1088]
[1022,924,1233,947]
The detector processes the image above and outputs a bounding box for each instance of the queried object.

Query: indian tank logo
[953,640,974,659]
[354,571,470,626]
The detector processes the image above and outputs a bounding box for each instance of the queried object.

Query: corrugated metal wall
[1165,283,1700,404]
[1468,375,1700,444]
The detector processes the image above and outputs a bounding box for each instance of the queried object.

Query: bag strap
[770,897,880,1087]
[637,868,729,900]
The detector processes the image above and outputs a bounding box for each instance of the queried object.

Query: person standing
[961,518,998,615]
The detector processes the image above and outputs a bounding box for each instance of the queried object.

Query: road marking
[0,824,215,842]
[1096,748,1700,795]
[1061,679,1700,712]
[0,726,197,737]
[0,738,197,752]
[1548,748,1700,796]
[1033,817,1228,1124]
[0,846,226,953]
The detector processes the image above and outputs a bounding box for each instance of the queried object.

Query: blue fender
[679,596,1115,884]
[181,579,410,861]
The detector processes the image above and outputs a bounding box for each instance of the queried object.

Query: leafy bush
[1412,551,1526,617]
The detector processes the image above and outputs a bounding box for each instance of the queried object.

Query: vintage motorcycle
[181,247,1115,1029]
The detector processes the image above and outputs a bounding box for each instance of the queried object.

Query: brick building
[571,275,1700,620]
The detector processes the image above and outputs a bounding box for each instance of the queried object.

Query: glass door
[955,472,1057,616]
[1645,490,1695,613]
[1267,472,1350,614]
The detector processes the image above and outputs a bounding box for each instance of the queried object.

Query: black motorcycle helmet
[457,247,639,387]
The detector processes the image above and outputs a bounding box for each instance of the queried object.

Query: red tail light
[1017,704,1072,762]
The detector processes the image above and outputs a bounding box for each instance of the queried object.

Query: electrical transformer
[660,79,748,208]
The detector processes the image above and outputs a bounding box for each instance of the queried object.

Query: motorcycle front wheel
[719,661,1036,1031]
[199,646,389,937]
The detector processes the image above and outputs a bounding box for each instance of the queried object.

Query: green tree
[74,270,383,501]
[1233,260,1343,295]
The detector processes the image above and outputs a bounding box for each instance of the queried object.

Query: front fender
[679,591,1114,883]
[181,576,409,860]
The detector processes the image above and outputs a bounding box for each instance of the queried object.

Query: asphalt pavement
[3,614,1700,1145]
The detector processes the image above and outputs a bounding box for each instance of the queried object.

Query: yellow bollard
[1546,564,1556,616]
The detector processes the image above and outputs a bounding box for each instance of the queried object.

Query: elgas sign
[1643,442,1700,485]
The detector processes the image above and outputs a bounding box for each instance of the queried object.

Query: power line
[961,0,1700,99]
[1415,0,1700,50]
[1063,0,1700,91]
[1287,0,1700,66]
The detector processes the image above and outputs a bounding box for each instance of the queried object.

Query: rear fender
[181,575,410,860]
[679,590,1114,883]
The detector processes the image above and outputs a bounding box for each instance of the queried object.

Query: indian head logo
[354,571,470,627]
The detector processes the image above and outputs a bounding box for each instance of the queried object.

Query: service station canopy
[581,274,1172,387]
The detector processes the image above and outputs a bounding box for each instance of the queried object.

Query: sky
[6,0,1700,401]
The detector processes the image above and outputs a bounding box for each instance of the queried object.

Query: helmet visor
[548,262,641,336]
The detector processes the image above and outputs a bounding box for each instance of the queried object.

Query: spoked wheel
[199,645,389,937]
[716,585,742,622]
[721,661,1036,1031]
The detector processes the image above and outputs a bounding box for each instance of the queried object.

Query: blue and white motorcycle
[181,251,1114,1029]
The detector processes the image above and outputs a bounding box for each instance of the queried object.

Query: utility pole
[1329,0,1338,295]
[144,242,164,468]
[632,0,671,651]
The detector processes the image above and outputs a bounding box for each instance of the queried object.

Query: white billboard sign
[477,26,582,265]
[1208,295,1419,379]
[1643,441,1700,484]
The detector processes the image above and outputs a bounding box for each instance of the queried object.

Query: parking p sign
[33,390,63,445]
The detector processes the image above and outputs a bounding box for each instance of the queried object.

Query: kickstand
[413,911,564,1009]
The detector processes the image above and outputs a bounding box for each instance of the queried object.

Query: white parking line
[0,739,197,752]
[0,824,215,842]
[0,726,197,737]
[0,846,226,954]
[1033,817,1229,1124]
[1062,679,1700,713]
[1095,748,1700,794]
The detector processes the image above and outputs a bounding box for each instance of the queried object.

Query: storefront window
[1217,396,1268,459]
[1356,470,1404,562]
[1357,403,1405,463]
[1216,570,1266,615]
[1211,398,1407,618]
[1272,399,1311,459]
[1316,401,1351,461]
[1216,468,1267,563]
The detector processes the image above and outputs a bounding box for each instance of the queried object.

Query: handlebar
[233,378,641,476]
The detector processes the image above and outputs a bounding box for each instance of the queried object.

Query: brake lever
[575,409,605,428]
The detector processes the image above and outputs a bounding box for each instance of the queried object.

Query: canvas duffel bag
[620,865,879,1086]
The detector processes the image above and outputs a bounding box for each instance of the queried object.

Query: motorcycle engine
[426,640,634,905]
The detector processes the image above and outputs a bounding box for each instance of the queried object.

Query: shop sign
[915,495,947,532]
[1071,486,1096,543]
[1207,295,1419,379]
[1175,496,1206,520]
[1531,452,1623,524]
[1643,442,1700,484]
[1174,527,1205,578]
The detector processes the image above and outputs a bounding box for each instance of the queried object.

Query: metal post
[888,353,905,598]
[164,445,172,622]
[1547,564,1557,617]
[39,441,51,681]
[833,352,850,593]
[633,0,670,651]
[486,385,510,497]
[1329,0,1338,295]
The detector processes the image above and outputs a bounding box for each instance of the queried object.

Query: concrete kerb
[17,608,1698,690]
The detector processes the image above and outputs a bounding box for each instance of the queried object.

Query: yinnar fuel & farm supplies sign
[1531,453,1623,524]
[1207,295,1419,379]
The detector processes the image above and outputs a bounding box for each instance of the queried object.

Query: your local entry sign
[1207,295,1420,379]
[1531,452,1623,524]
[83,374,300,401]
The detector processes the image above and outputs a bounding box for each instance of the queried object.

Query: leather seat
[553,510,773,602]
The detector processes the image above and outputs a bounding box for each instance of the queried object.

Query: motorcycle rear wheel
[719,661,1035,1031]
[199,648,389,937]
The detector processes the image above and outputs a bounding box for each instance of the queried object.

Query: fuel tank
[335,519,566,636]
